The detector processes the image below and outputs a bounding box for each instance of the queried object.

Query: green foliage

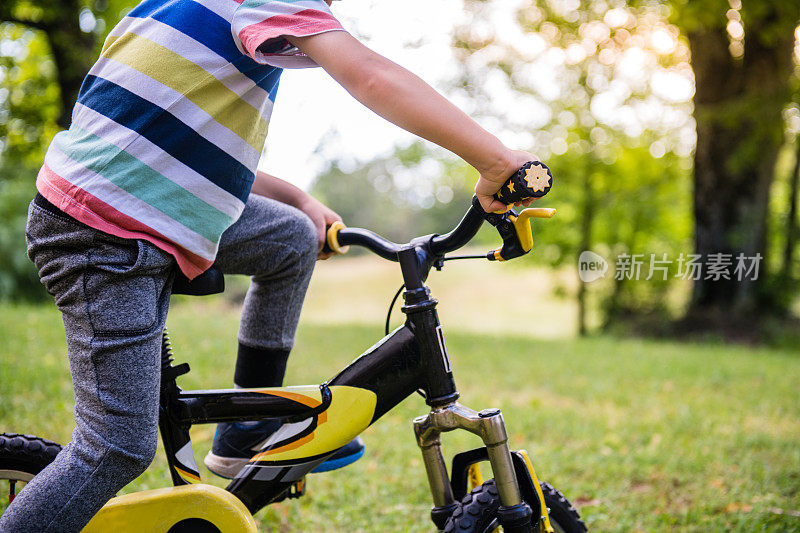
[0,0,137,301]
[1,0,136,51]
[538,142,692,320]
[0,172,43,301]
[0,23,60,167]
[664,0,731,32]
[0,22,60,301]
[453,0,697,327]
[666,0,800,42]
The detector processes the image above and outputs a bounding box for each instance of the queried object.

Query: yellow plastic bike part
[325,220,350,255]
[519,450,555,533]
[252,385,376,462]
[490,207,556,261]
[510,207,556,253]
[467,462,484,491]
[466,464,501,533]
[82,484,257,532]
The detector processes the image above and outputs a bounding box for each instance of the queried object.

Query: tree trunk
[687,25,794,323]
[1,0,96,129]
[781,133,800,284]
[577,162,594,336]
[44,1,96,129]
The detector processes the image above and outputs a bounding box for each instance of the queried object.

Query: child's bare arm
[251,170,309,206]
[251,171,341,258]
[288,31,536,213]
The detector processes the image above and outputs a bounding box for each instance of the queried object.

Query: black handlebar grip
[493,161,553,205]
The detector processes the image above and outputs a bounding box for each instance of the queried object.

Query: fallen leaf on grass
[573,497,601,507]
[766,507,800,517]
[721,503,800,517]
[724,502,753,513]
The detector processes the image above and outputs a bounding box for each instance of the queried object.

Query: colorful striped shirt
[37,0,345,278]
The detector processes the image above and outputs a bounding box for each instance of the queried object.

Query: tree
[0,0,133,128]
[0,0,135,300]
[453,0,800,337]
[452,0,694,332]
[673,0,800,323]
[780,123,800,289]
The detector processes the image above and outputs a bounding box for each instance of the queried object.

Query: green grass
[1,300,799,532]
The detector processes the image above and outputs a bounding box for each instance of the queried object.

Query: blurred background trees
[0,0,133,300]
[447,0,696,333]
[2,0,800,341]
[673,0,800,327]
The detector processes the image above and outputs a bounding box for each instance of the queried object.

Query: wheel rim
[0,469,35,506]
[483,518,500,532]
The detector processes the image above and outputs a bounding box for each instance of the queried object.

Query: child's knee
[108,432,158,481]
[76,419,158,483]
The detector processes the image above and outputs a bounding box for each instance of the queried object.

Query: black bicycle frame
[158,237,462,514]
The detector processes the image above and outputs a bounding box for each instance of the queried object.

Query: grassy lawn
[1,260,799,531]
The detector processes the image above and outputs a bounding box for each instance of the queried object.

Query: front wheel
[443,479,587,533]
[0,433,61,515]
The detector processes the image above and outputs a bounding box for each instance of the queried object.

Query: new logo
[578,251,607,283]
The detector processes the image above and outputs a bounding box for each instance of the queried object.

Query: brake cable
[384,283,405,335]
[441,254,486,261]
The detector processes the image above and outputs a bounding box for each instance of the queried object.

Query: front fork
[414,403,534,532]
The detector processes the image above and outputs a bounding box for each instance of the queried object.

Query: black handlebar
[333,161,553,261]
[428,198,486,255]
[336,227,401,261]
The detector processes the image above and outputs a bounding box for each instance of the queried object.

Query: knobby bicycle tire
[0,433,62,515]
[443,478,587,533]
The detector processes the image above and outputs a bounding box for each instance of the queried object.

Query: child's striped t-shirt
[37,0,345,278]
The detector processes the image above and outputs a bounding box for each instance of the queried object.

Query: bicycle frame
[157,227,535,530]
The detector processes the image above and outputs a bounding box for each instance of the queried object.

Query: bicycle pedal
[287,477,306,499]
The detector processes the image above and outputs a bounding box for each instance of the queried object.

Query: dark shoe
[204,420,364,479]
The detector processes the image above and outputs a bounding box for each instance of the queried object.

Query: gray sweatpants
[0,194,318,532]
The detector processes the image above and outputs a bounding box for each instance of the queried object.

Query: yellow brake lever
[509,208,556,253]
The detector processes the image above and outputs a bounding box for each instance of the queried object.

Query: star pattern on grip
[524,165,551,193]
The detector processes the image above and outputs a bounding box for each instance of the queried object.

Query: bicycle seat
[172,265,225,296]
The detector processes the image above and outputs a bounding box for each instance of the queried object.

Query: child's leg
[0,201,174,533]
[207,194,365,477]
[214,194,319,388]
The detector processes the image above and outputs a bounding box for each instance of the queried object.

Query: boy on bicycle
[0,0,536,530]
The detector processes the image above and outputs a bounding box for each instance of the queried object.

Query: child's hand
[296,195,342,260]
[474,150,541,213]
[250,172,342,260]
